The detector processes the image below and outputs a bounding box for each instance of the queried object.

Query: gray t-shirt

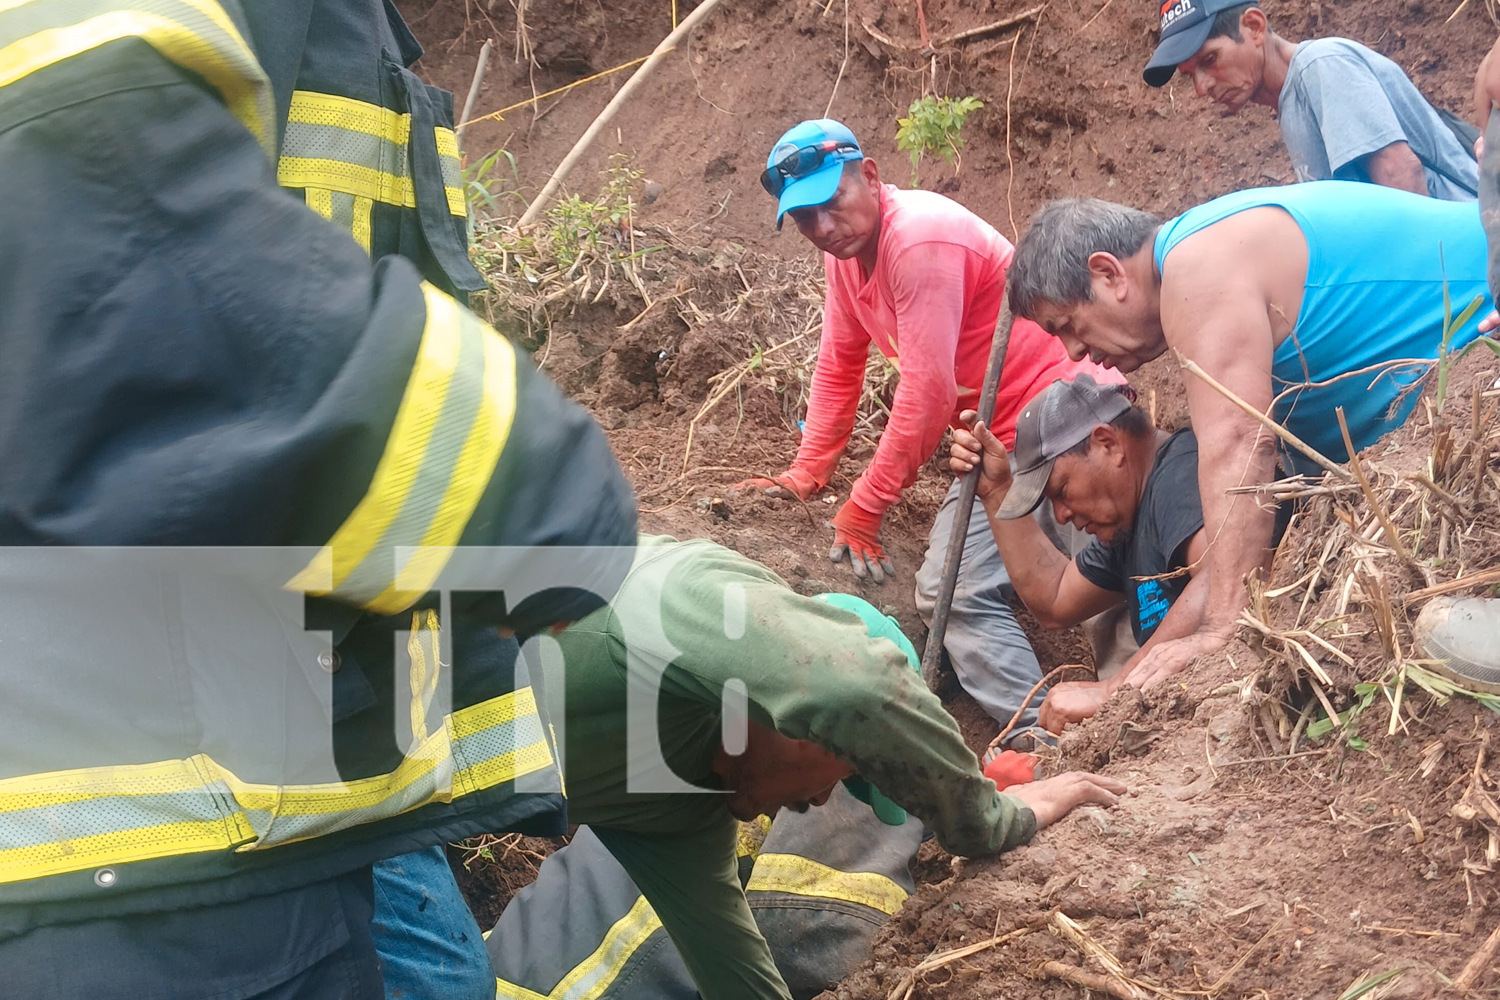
[1278,37,1478,201]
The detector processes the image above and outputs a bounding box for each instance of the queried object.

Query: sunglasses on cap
[759,140,861,197]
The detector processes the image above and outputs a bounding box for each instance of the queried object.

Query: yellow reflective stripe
[452,685,538,740]
[219,728,447,819]
[385,301,518,608]
[278,90,416,208]
[557,895,663,1000]
[434,126,466,216]
[305,187,333,219]
[0,688,549,883]
[0,0,273,159]
[746,854,909,916]
[494,895,664,1000]
[0,819,251,882]
[287,90,409,143]
[287,283,518,614]
[278,156,413,207]
[351,194,373,251]
[495,979,548,1000]
[0,754,220,806]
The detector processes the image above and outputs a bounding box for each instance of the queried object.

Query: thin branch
[1177,352,1350,480]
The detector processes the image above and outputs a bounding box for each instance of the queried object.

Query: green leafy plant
[543,153,648,269]
[1337,967,1407,1000]
[895,95,984,187]
[464,147,523,235]
[1307,682,1381,750]
[1433,249,1497,412]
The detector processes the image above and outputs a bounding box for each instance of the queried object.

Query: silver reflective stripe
[280,119,409,182]
[0,787,236,852]
[328,305,487,607]
[330,190,356,232]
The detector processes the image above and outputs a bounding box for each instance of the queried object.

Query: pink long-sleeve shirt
[794,184,1125,517]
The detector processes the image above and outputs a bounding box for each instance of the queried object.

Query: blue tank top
[1153,181,1491,466]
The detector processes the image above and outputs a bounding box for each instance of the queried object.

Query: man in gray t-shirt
[1142,0,1478,201]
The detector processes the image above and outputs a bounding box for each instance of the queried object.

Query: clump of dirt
[447,835,567,930]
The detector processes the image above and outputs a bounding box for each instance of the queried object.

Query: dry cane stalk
[1453,918,1500,992]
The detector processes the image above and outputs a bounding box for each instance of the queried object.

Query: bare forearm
[1365,142,1428,196]
[1196,430,1277,634]
[983,505,1073,628]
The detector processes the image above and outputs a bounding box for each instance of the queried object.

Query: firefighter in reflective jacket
[0,0,635,995]
[490,787,923,1000]
[506,540,1127,1000]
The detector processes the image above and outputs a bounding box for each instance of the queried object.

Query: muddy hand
[1125,631,1225,692]
[949,409,1013,507]
[1006,772,1128,831]
[1037,680,1111,735]
[829,500,895,584]
[730,466,818,501]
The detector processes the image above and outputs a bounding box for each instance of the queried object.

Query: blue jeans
[372,847,494,1000]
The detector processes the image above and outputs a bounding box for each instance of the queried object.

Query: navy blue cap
[1143,0,1245,88]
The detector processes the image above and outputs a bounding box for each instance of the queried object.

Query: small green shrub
[895,95,984,187]
[544,153,645,269]
[464,147,523,235]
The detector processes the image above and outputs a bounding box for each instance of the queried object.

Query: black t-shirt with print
[1073,429,1204,646]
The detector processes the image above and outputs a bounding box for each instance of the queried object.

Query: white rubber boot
[1414,596,1500,694]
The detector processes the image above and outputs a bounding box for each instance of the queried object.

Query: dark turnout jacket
[0,0,635,935]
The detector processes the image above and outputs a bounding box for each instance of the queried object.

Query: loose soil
[399,0,1500,993]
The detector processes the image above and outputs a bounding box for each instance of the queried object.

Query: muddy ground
[397,0,1500,993]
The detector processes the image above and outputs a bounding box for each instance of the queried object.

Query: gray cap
[996,374,1136,520]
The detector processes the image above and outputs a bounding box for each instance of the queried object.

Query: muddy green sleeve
[592,818,791,1000]
[651,544,1036,857]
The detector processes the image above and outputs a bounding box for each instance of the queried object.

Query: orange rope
[458,53,665,128]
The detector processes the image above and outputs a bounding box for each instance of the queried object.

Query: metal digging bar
[919,294,1015,691]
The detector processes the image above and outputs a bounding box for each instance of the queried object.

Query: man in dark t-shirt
[1070,428,1204,646]
[951,375,1282,737]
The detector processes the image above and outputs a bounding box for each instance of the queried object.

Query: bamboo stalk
[517,0,727,226]
[1453,918,1500,992]
[932,4,1044,46]
[455,39,494,154]
[1401,565,1500,603]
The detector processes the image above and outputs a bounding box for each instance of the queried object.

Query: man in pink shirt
[737,119,1124,741]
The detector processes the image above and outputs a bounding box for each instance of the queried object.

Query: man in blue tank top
[1005,180,1495,690]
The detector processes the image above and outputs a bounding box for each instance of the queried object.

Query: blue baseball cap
[1143,0,1244,87]
[764,119,864,230]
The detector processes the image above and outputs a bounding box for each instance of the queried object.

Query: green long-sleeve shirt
[534,535,1036,1000]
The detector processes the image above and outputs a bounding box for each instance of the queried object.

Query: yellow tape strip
[746,854,909,915]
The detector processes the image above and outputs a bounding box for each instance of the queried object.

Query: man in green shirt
[528,535,1126,1000]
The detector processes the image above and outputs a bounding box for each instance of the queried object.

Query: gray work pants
[915,478,1086,738]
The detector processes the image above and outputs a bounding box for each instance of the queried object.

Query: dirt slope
[407,0,1489,249]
